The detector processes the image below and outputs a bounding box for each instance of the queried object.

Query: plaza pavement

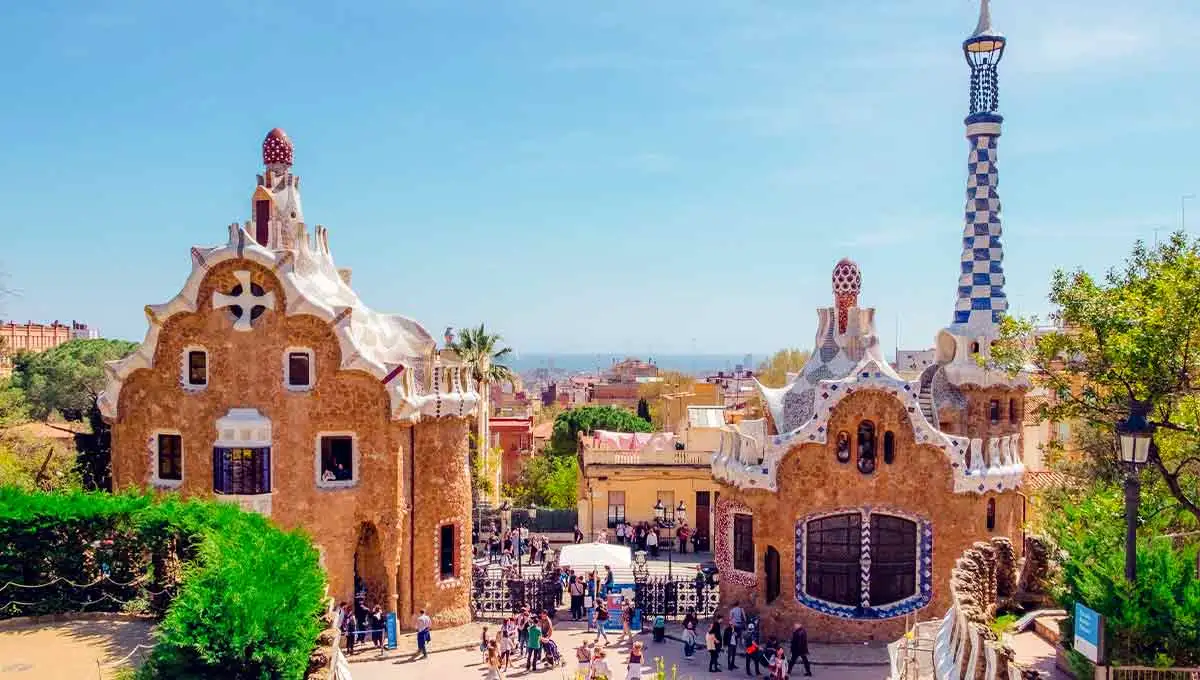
[349,621,891,680]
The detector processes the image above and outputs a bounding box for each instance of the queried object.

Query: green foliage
[0,378,28,428]
[504,454,579,509]
[449,324,515,391]
[0,488,327,679]
[1044,482,1200,665]
[8,339,136,490]
[0,432,82,492]
[989,613,1019,637]
[548,405,653,457]
[991,232,1200,524]
[755,349,810,388]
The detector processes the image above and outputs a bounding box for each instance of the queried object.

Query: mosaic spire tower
[952,0,1007,336]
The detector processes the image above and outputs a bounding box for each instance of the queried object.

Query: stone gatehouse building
[101,128,478,629]
[709,2,1029,642]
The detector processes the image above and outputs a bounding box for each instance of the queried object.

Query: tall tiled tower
[926,0,1029,478]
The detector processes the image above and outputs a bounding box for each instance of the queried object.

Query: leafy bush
[0,487,326,679]
[548,405,653,456]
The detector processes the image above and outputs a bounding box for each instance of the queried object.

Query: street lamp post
[1116,403,1154,583]
[527,505,538,567]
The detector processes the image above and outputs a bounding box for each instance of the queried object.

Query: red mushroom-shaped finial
[831,258,862,334]
[262,128,293,167]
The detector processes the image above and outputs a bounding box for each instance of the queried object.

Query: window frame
[152,430,184,487]
[284,347,315,391]
[315,432,358,489]
[796,508,931,620]
[181,346,208,390]
[989,400,1001,424]
[607,490,626,529]
[732,513,755,573]
[438,523,458,581]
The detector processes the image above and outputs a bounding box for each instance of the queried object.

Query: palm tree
[450,324,516,503]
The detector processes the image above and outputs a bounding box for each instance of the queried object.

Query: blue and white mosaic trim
[794,508,934,620]
[953,132,1007,329]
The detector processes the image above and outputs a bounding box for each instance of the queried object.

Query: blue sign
[1073,602,1104,663]
[587,584,641,631]
[385,612,398,650]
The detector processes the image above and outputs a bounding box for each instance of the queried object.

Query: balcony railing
[582,449,713,466]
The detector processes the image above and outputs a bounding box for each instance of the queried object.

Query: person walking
[593,604,610,646]
[625,641,645,680]
[369,605,385,651]
[723,616,738,670]
[682,609,698,662]
[729,601,747,641]
[525,617,543,671]
[500,616,516,671]
[415,609,432,659]
[340,602,357,655]
[617,601,634,644]
[706,622,721,672]
[569,576,586,621]
[589,647,611,680]
[788,623,812,676]
[485,643,504,680]
[603,566,615,597]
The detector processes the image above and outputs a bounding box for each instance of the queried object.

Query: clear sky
[1,1,1197,356]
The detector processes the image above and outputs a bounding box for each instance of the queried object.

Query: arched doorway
[764,546,781,604]
[353,522,387,611]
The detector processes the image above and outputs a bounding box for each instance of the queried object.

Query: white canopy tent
[557,542,632,568]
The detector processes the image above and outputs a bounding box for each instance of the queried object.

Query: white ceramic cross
[213,270,276,331]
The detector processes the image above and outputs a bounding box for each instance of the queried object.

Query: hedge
[0,487,327,679]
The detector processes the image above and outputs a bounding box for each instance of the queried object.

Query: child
[769,647,787,680]
[576,640,594,674]
[485,643,503,680]
[480,625,490,664]
[626,641,645,680]
[500,617,515,671]
[589,647,610,680]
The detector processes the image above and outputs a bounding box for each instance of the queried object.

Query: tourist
[615,521,625,545]
[744,626,769,677]
[500,616,516,671]
[788,623,811,676]
[574,524,584,543]
[415,608,432,659]
[576,640,593,673]
[616,600,634,644]
[516,608,531,660]
[729,601,747,641]
[682,608,698,661]
[677,523,690,554]
[603,565,615,596]
[706,621,721,672]
[569,575,586,620]
[369,604,385,650]
[479,625,491,664]
[768,647,787,680]
[722,616,738,670]
[339,602,357,655]
[525,614,543,671]
[485,642,503,680]
[589,647,610,680]
[625,641,645,680]
[646,528,659,558]
[539,610,553,638]
[597,528,609,544]
[593,602,610,645]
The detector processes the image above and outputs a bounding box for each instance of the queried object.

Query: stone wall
[716,389,1024,643]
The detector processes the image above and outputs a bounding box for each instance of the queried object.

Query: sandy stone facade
[103,129,478,630]
[714,389,1023,642]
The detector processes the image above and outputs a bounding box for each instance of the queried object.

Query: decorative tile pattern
[953,132,1006,330]
[433,519,464,589]
[713,497,757,588]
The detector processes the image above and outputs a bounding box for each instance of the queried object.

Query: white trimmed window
[152,431,183,487]
[316,432,357,488]
[182,347,208,389]
[285,348,314,391]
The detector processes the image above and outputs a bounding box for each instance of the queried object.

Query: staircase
[917,364,938,424]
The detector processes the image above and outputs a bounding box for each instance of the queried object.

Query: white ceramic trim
[315,431,359,489]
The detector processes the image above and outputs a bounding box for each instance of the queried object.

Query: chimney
[337,268,352,285]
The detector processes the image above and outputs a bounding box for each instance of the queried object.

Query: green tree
[548,405,653,457]
[636,398,651,423]
[0,431,82,492]
[755,348,811,388]
[504,454,578,509]
[9,338,136,490]
[991,232,1200,525]
[449,324,516,492]
[0,378,28,428]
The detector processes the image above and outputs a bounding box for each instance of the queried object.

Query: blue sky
[1,0,1197,356]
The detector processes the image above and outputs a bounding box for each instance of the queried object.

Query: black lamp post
[1116,403,1154,583]
[527,504,538,567]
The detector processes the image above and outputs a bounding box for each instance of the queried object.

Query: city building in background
[0,320,98,377]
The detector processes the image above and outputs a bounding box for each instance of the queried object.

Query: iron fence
[632,575,720,621]
[1110,668,1200,680]
[470,567,562,621]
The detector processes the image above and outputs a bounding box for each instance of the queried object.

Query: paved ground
[1008,630,1071,680]
[0,618,154,680]
[349,621,891,680]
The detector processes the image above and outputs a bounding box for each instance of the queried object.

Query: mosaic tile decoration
[953,132,1007,330]
[794,507,933,620]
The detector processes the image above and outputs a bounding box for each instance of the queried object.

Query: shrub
[0,487,327,679]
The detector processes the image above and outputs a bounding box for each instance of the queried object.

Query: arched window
[970,341,980,354]
[801,511,924,614]
[883,431,896,464]
[869,514,918,606]
[835,431,851,463]
[856,421,876,474]
[1008,399,1018,424]
[254,199,271,245]
[986,499,996,531]
[804,513,861,606]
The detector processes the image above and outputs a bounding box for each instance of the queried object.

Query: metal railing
[583,449,712,466]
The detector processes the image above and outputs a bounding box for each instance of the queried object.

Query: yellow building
[576,406,726,551]
[657,382,723,433]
